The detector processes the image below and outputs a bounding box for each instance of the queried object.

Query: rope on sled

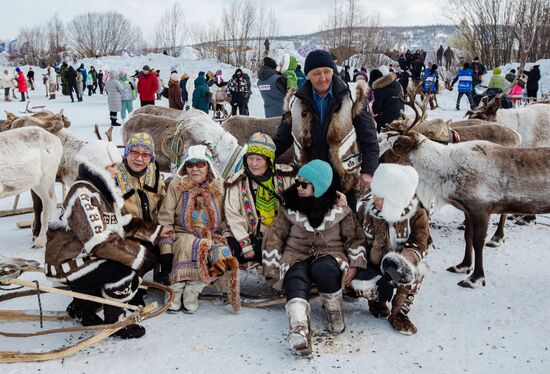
[32,280,43,329]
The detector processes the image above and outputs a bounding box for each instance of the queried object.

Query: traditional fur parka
[273,77,379,192]
[45,161,162,282]
[262,185,367,282]
[114,159,166,223]
[355,194,430,286]
[224,164,294,254]
[156,164,240,311]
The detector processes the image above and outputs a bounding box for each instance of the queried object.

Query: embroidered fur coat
[356,194,430,285]
[45,162,162,282]
[262,185,367,282]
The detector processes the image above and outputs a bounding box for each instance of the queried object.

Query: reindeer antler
[105,127,113,142]
[94,124,102,140]
[398,82,425,133]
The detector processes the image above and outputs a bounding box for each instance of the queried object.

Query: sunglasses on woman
[185,160,208,169]
[295,180,311,189]
[129,150,152,161]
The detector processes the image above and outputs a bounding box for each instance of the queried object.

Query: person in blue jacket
[421,64,439,109]
[451,63,474,110]
[296,64,306,88]
[191,72,210,114]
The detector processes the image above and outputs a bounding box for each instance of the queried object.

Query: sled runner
[0,259,174,363]
[18,102,47,114]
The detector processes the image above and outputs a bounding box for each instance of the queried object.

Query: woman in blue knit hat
[262,159,367,356]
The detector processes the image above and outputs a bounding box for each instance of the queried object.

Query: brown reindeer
[384,102,550,288]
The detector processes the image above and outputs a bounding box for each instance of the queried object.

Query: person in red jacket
[137,65,159,107]
[15,67,28,102]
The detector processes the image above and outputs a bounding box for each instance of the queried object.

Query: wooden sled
[0,260,174,363]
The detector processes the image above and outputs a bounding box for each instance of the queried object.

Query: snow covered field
[1,54,550,373]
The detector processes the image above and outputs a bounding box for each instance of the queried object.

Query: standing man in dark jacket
[89,66,98,94]
[257,57,287,118]
[27,68,35,90]
[523,65,541,100]
[227,68,249,116]
[370,67,404,132]
[436,45,444,66]
[64,66,81,102]
[272,50,379,208]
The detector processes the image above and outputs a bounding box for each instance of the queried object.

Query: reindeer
[132,105,185,120]
[210,84,230,120]
[383,90,522,247]
[0,127,63,248]
[384,103,550,288]
[1,110,86,238]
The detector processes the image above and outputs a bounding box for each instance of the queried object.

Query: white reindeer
[0,127,63,248]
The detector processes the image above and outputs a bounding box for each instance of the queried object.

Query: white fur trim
[350,277,380,299]
[149,225,162,244]
[280,54,290,74]
[83,230,111,253]
[119,213,133,226]
[104,271,135,290]
[78,140,122,169]
[64,259,107,282]
[131,245,146,270]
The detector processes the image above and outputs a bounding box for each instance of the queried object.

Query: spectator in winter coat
[281,54,299,90]
[505,69,516,83]
[168,73,184,110]
[354,70,369,83]
[296,64,306,88]
[488,66,506,90]
[436,45,444,66]
[471,57,486,87]
[257,57,287,118]
[46,67,57,100]
[45,140,172,338]
[273,49,379,208]
[2,69,13,101]
[451,63,474,110]
[155,70,165,100]
[97,70,104,94]
[411,57,424,82]
[89,66,98,93]
[27,67,35,90]
[105,71,123,126]
[243,70,252,115]
[262,159,367,355]
[15,68,28,102]
[137,65,159,107]
[227,68,249,116]
[86,73,94,96]
[398,53,408,71]
[60,62,69,95]
[351,164,430,335]
[180,73,189,108]
[119,71,136,120]
[370,67,404,132]
[78,64,87,85]
[191,72,210,114]
[341,65,352,83]
[509,79,525,106]
[397,69,410,93]
[444,47,454,69]
[523,65,541,100]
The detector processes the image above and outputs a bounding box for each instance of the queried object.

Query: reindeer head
[466,95,501,121]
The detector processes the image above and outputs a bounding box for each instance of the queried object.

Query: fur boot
[320,289,345,334]
[104,305,146,339]
[167,281,185,313]
[368,300,390,318]
[388,276,423,335]
[182,280,206,314]
[285,298,312,355]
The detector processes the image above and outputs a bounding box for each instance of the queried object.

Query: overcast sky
[0,0,452,41]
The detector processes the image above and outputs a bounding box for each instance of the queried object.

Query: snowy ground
[1,56,550,373]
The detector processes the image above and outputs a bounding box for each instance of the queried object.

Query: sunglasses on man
[185,160,208,169]
[129,150,152,161]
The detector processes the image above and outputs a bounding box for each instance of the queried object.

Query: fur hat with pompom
[370,164,419,222]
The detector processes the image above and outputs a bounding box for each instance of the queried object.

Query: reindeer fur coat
[272,77,379,192]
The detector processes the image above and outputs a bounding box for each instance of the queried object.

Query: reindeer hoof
[486,238,504,248]
[458,276,486,288]
[447,265,472,274]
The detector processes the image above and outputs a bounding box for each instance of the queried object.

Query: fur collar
[224,164,295,186]
[173,175,223,197]
[76,161,125,209]
[282,184,338,228]
[366,195,419,223]
[372,73,397,90]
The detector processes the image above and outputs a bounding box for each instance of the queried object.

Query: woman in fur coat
[157,145,240,313]
[224,133,294,263]
[262,160,367,356]
[45,140,173,339]
[350,164,430,335]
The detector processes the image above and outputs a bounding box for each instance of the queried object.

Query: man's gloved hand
[376,272,395,303]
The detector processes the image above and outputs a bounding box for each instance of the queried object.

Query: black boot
[66,299,104,326]
[130,289,147,307]
[104,305,146,339]
[158,253,174,285]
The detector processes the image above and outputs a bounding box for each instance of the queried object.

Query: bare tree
[153,3,187,56]
[45,14,66,66]
[221,0,257,67]
[67,11,142,57]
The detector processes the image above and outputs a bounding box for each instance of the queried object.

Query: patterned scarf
[254,175,278,227]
